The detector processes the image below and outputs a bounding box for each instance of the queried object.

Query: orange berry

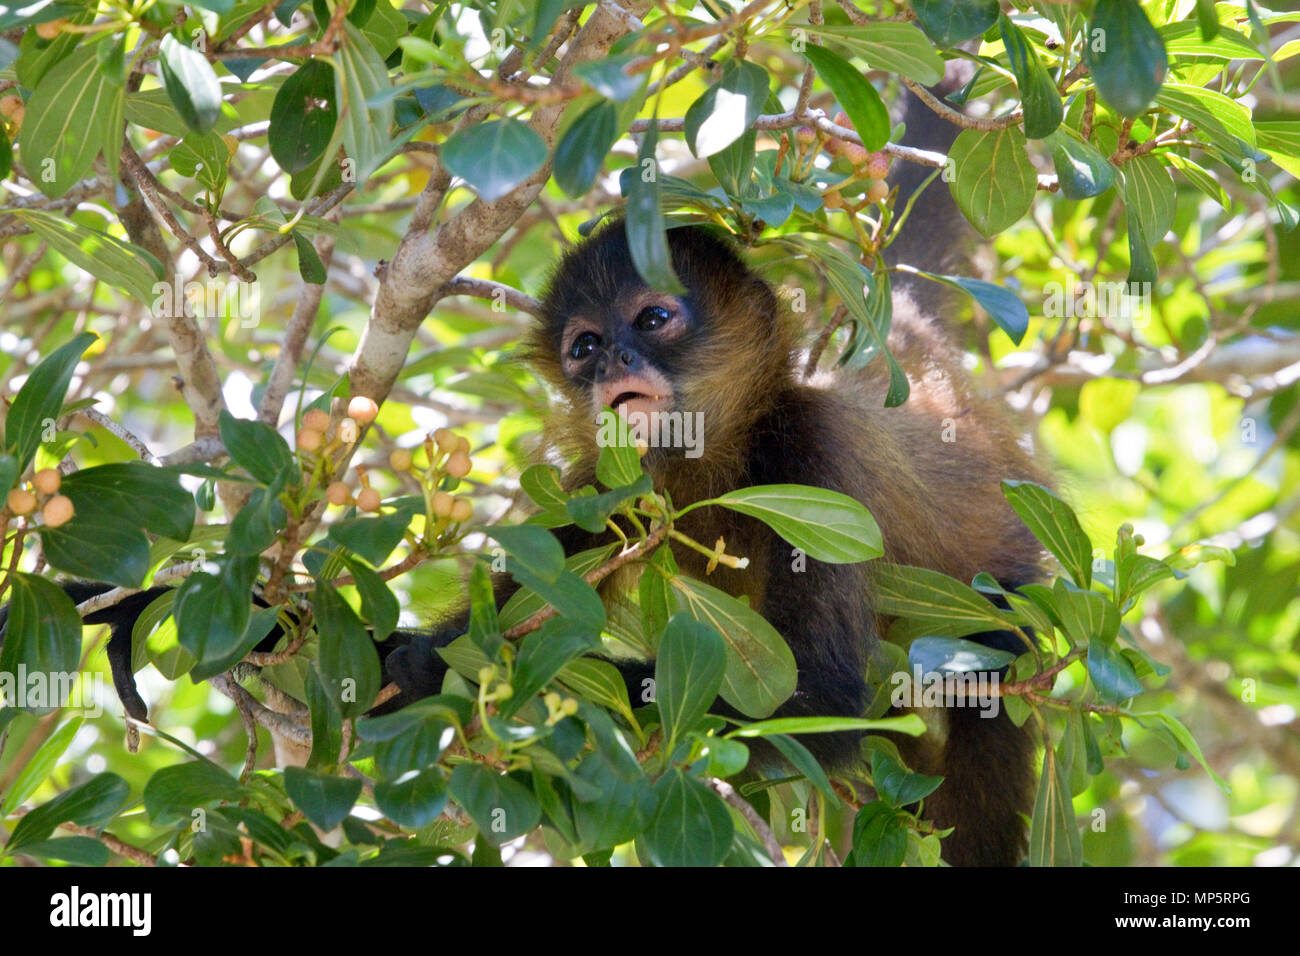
[6,488,37,515]
[296,427,323,452]
[866,179,889,204]
[866,153,890,179]
[433,428,457,453]
[326,481,351,506]
[450,497,473,523]
[431,490,454,519]
[389,448,413,471]
[347,395,379,425]
[35,18,66,39]
[32,468,61,495]
[445,450,471,478]
[42,494,74,527]
[843,143,869,167]
[356,487,382,512]
[0,95,24,126]
[302,408,330,432]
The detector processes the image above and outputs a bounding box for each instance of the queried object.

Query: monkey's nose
[619,350,634,367]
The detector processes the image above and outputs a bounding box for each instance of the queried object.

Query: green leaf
[731,714,925,738]
[593,408,645,488]
[847,801,908,866]
[7,773,130,851]
[565,473,652,533]
[159,34,223,133]
[38,518,150,589]
[1122,154,1175,242]
[948,127,1037,236]
[0,717,82,818]
[1140,712,1227,789]
[60,461,196,542]
[1087,639,1143,702]
[777,236,907,405]
[327,498,420,566]
[11,836,110,866]
[1155,84,1255,147]
[314,581,381,718]
[908,636,1016,675]
[186,604,280,683]
[683,59,769,158]
[284,766,362,831]
[704,484,882,563]
[1054,579,1120,646]
[644,769,733,867]
[871,564,1017,637]
[269,60,337,174]
[341,555,400,639]
[226,483,286,556]
[803,43,888,151]
[441,118,546,202]
[574,53,641,102]
[449,764,540,845]
[334,21,394,181]
[670,575,796,718]
[1048,128,1116,199]
[173,553,258,665]
[1027,749,1081,866]
[557,658,637,725]
[505,618,599,716]
[374,767,449,828]
[1002,480,1093,588]
[218,409,295,484]
[910,0,998,47]
[520,463,567,511]
[910,270,1030,344]
[553,100,618,197]
[20,47,124,197]
[713,130,762,205]
[623,119,686,294]
[142,761,242,826]
[1161,21,1259,59]
[1195,0,1219,40]
[656,613,727,754]
[11,211,163,304]
[0,575,82,711]
[998,14,1062,139]
[1084,0,1168,118]
[807,22,944,85]
[488,523,565,582]
[871,750,944,808]
[2,332,94,470]
[497,545,613,631]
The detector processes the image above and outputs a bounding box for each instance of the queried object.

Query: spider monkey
[2,66,1047,866]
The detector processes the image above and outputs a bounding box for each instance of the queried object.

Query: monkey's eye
[633,305,670,332]
[568,331,600,360]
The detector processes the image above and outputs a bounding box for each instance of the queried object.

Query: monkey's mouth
[596,375,673,419]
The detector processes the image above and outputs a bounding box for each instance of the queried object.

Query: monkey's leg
[896,619,1038,867]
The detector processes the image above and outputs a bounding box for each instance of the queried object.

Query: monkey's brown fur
[530,221,1046,865]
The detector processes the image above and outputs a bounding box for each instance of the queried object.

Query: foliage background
[0,0,1297,866]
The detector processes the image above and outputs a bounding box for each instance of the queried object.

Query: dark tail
[884,60,979,318]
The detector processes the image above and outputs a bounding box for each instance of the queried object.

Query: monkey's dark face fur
[532,221,794,472]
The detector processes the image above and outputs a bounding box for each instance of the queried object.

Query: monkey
[1,67,1047,867]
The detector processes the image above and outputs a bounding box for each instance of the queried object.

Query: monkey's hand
[374,627,458,712]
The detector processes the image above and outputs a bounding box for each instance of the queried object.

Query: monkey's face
[558,287,695,422]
